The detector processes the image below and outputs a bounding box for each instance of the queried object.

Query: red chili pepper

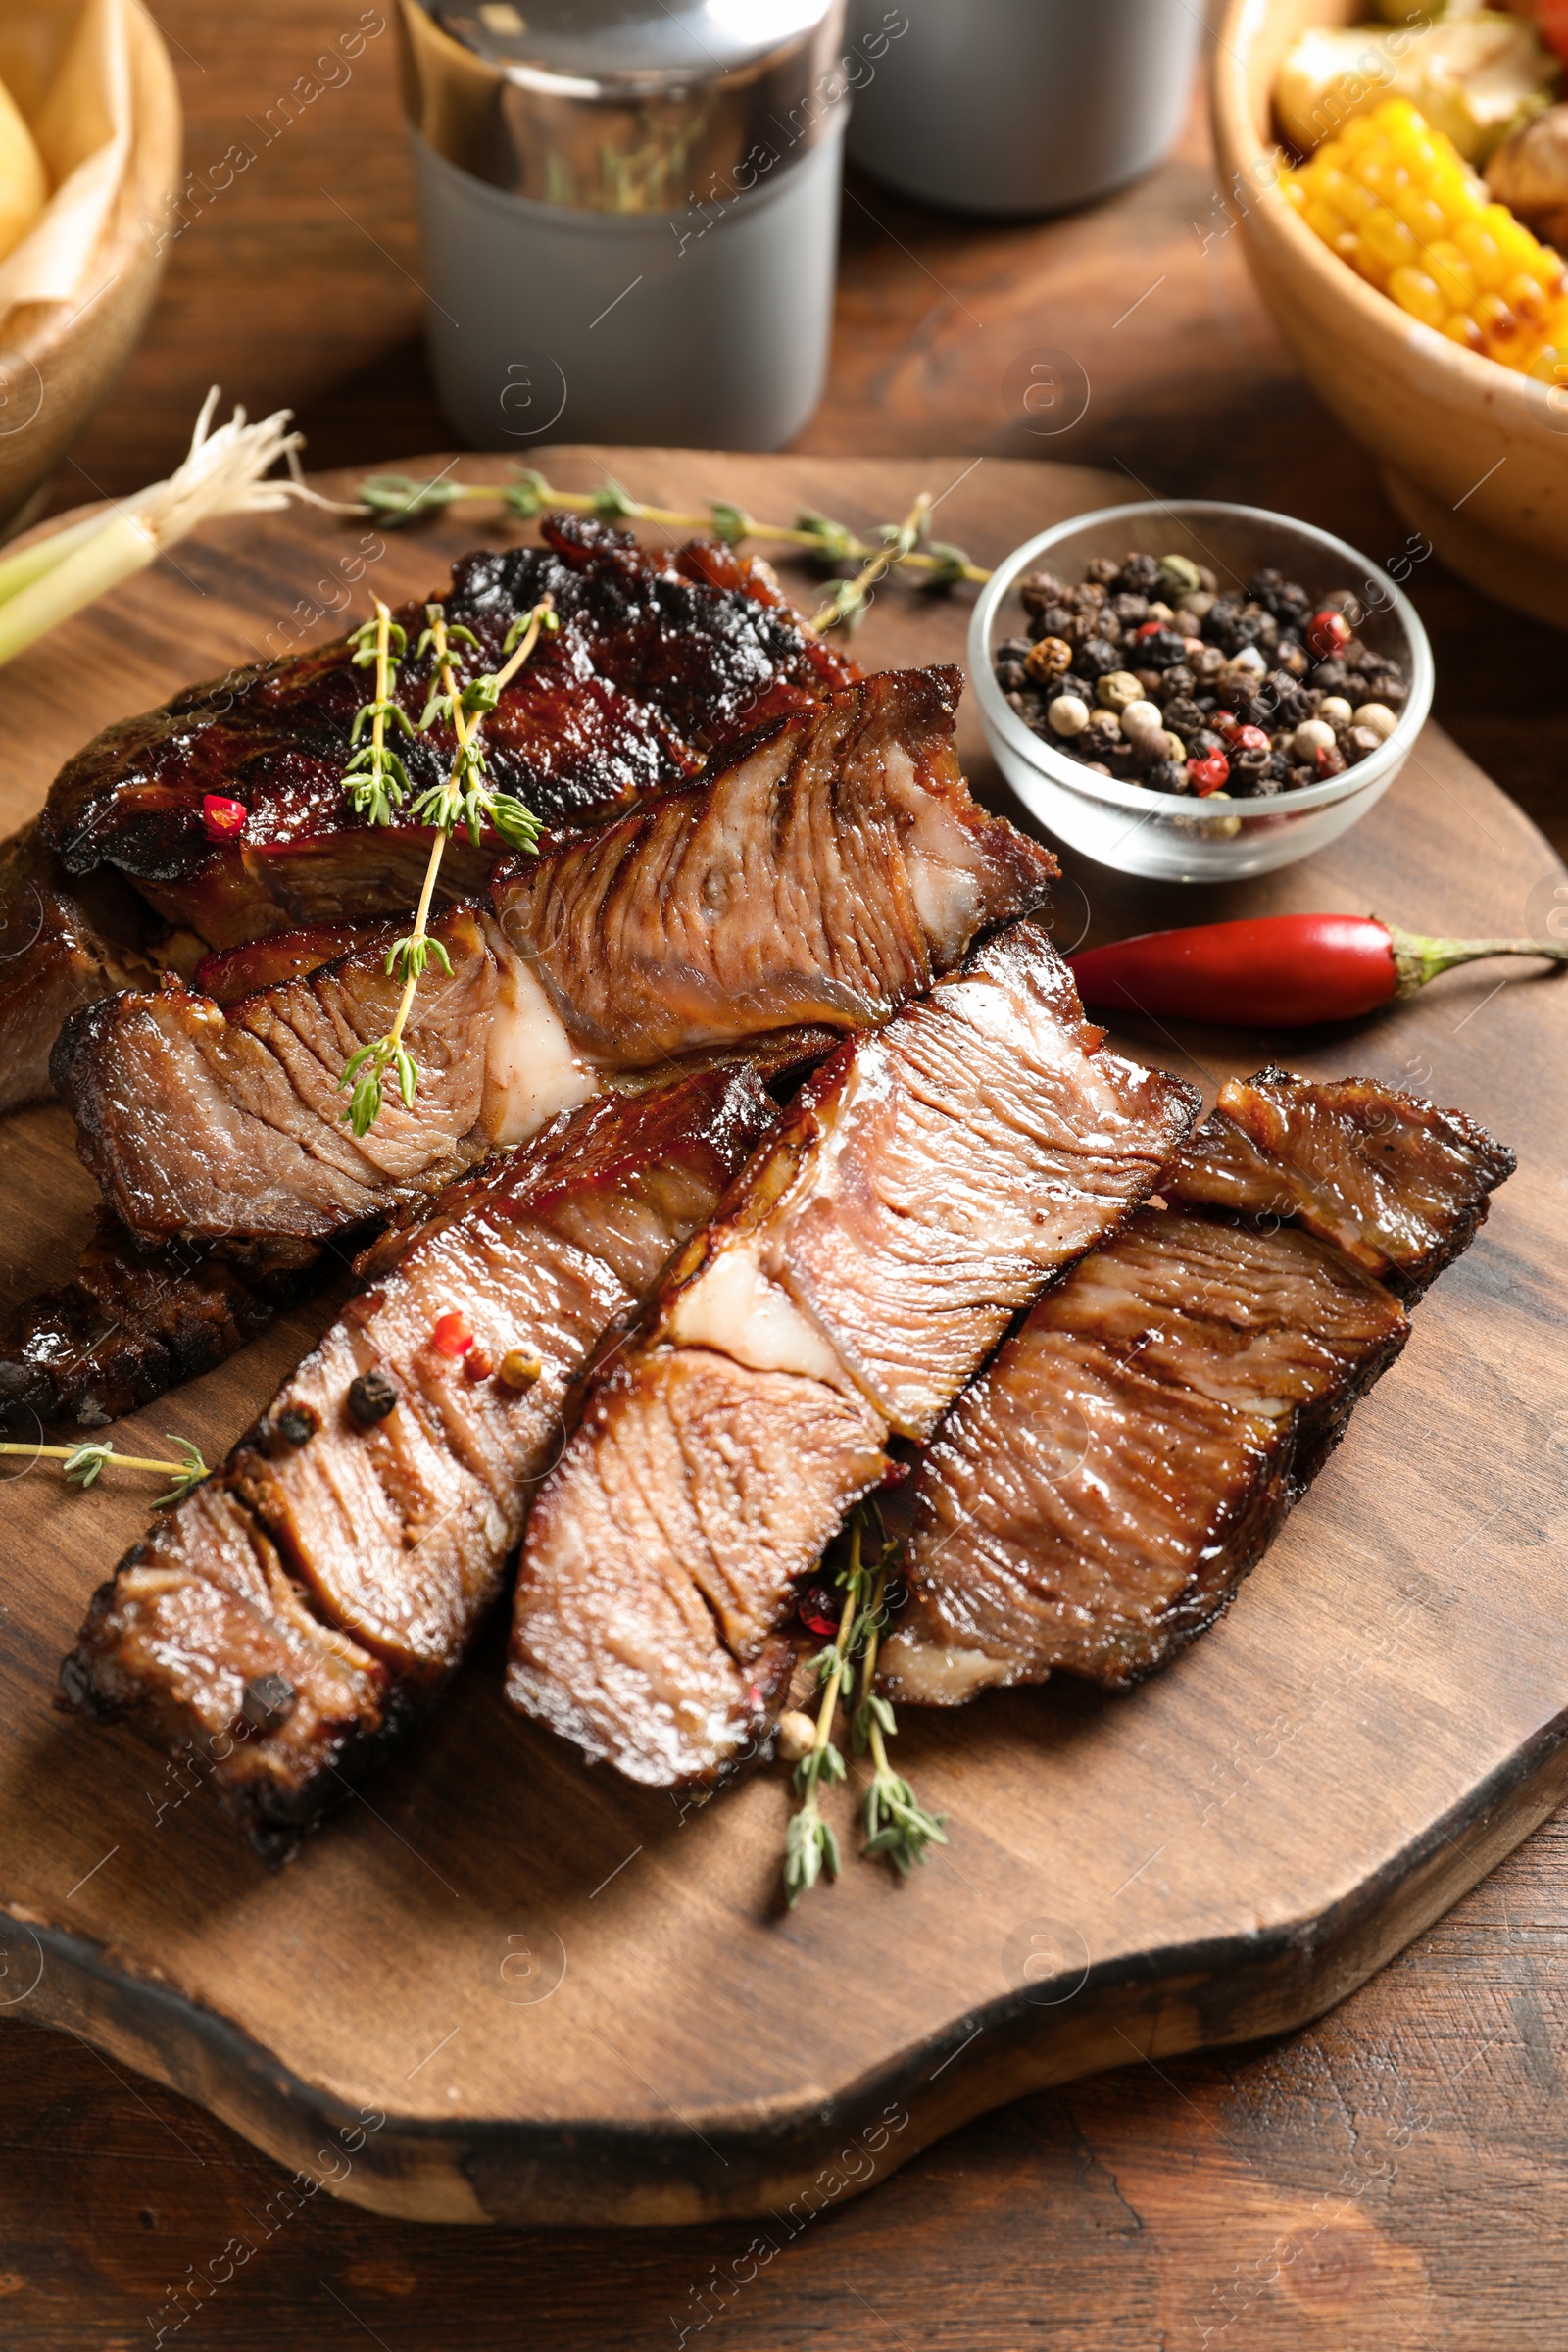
[797,1584,839,1637]
[1187,752,1230,796]
[1069,913,1568,1028]
[202,794,247,841]
[431,1310,474,1358]
[1305,609,1351,660]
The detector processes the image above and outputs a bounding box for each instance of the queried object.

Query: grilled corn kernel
[1285,98,1568,372]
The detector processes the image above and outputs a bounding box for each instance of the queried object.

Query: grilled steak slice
[880,1072,1513,1705]
[43,518,856,949]
[1165,1066,1516,1297]
[0,818,164,1114]
[55,668,1056,1243]
[61,1063,775,1858]
[509,922,1200,1787]
[880,1209,1411,1705]
[0,1214,321,1428]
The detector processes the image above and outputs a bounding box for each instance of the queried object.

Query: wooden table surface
[4,5,1566,2346]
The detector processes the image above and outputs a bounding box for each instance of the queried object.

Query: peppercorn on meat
[61,1063,778,1858]
[1285,97,1568,379]
[880,1074,1511,1706]
[508,922,1200,1788]
[55,667,1056,1244]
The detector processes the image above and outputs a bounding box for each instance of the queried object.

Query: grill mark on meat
[1165,1064,1516,1296]
[60,1062,776,1858]
[881,1074,1513,1707]
[508,921,1200,1788]
[53,669,1057,1244]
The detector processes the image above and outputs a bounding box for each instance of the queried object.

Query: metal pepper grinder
[397,0,849,451]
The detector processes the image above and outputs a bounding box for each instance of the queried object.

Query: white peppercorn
[1317,695,1354,727]
[1291,717,1338,760]
[1048,692,1091,736]
[1352,701,1397,741]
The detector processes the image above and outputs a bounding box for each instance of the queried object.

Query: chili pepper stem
[1385,924,1568,998]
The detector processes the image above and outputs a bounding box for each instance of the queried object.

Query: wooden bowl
[1212,0,1568,627]
[0,0,180,534]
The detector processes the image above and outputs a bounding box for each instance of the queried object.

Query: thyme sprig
[343,599,413,826]
[783,1505,944,1903]
[353,468,989,630]
[807,492,933,636]
[0,1436,211,1507]
[852,1542,948,1879]
[338,595,556,1138]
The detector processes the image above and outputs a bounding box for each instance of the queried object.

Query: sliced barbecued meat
[1165,1065,1516,1297]
[0,521,849,1114]
[61,1062,776,1859]
[879,1073,1513,1706]
[0,1213,321,1429]
[0,818,168,1114]
[879,1209,1411,1705]
[508,921,1200,1788]
[55,668,1056,1244]
[42,517,856,951]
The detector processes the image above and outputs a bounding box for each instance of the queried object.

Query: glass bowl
[968,500,1435,883]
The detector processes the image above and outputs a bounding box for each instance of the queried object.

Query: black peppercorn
[996,635,1032,664]
[1084,555,1120,586]
[276,1402,319,1446]
[1309,659,1349,695]
[1186,726,1225,762]
[242,1673,297,1732]
[1154,663,1195,704]
[1137,626,1189,670]
[1229,743,1271,792]
[1273,635,1309,677]
[1111,592,1150,628]
[1018,569,1065,613]
[1162,695,1206,740]
[1031,604,1076,641]
[348,1369,399,1425]
[1112,552,1161,595]
[1146,758,1189,795]
[1076,636,1120,679]
[996,659,1027,693]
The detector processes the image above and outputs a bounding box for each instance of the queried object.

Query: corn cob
[1284,97,1568,388]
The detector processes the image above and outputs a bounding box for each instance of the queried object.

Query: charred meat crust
[0,1214,322,1429]
[59,1064,779,1858]
[0,817,163,1115]
[41,517,858,944]
[1165,1064,1516,1297]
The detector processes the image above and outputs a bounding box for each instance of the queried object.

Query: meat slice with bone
[879,1073,1513,1706]
[508,922,1200,1788]
[60,1062,777,1859]
[0,519,851,1109]
[55,667,1056,1243]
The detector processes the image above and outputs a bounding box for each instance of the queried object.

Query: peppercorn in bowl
[970,501,1433,882]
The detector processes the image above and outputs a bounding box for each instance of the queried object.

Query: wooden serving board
[1,454,1564,2229]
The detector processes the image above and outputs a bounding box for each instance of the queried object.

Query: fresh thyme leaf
[795,507,856,565]
[156,1436,213,1508]
[63,1439,113,1490]
[358,473,463,523]
[485,792,544,854]
[503,469,549,519]
[860,1774,948,1877]
[784,1807,840,1905]
[590,477,636,521]
[708,500,751,545]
